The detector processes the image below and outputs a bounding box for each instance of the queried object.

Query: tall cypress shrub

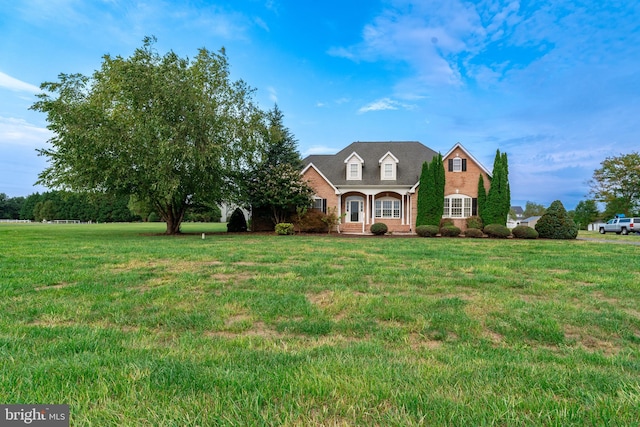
[416,161,430,227]
[426,153,445,226]
[501,152,511,223]
[485,149,510,225]
[477,174,487,224]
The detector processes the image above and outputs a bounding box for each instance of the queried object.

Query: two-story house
[301,141,491,233]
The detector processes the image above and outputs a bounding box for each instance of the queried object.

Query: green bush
[483,224,511,238]
[535,200,578,239]
[416,225,439,237]
[512,225,539,239]
[370,222,388,235]
[275,222,295,235]
[439,218,454,228]
[464,228,484,238]
[439,225,461,237]
[466,215,483,230]
[297,209,328,233]
[227,207,247,232]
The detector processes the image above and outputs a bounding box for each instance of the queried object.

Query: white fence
[0,219,31,223]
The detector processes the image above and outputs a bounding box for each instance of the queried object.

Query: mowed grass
[1,223,639,426]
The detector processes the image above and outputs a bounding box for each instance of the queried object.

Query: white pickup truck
[599,216,640,235]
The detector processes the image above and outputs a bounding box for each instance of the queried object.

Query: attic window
[349,163,360,179]
[449,157,467,172]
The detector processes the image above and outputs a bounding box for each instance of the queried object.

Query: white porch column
[371,194,375,224]
[365,194,369,225]
[408,194,412,230]
[337,195,342,232]
[401,194,405,225]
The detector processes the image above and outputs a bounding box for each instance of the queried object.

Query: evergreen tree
[425,153,445,226]
[485,149,510,225]
[261,104,303,170]
[242,105,312,227]
[477,174,487,225]
[535,200,578,239]
[416,161,430,227]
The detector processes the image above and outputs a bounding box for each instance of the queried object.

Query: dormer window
[378,151,399,180]
[345,152,364,180]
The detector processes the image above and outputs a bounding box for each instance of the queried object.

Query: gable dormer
[344,152,364,180]
[378,151,399,180]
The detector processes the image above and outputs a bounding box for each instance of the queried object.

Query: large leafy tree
[589,152,640,215]
[247,163,314,225]
[522,201,546,218]
[573,199,600,229]
[31,37,261,234]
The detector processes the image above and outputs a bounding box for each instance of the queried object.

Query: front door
[350,200,360,222]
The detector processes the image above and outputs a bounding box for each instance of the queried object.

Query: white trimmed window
[452,157,462,172]
[349,163,360,179]
[443,195,472,218]
[375,198,401,219]
[384,163,393,179]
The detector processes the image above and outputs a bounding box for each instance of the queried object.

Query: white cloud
[267,86,278,103]
[358,97,415,114]
[0,72,41,93]
[0,117,52,148]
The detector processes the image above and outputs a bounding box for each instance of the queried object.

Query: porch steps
[340,222,368,234]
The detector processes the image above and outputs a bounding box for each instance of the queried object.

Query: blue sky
[2,0,639,209]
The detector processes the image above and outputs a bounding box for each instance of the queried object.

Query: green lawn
[1,223,639,425]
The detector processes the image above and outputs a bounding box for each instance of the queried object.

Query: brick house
[301,141,491,233]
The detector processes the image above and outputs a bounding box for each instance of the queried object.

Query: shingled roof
[303,141,438,186]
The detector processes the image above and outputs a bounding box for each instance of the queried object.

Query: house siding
[303,166,338,214]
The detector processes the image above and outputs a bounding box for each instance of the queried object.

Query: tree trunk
[160,202,187,235]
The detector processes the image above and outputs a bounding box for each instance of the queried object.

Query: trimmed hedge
[416,225,439,237]
[370,223,388,235]
[466,215,483,230]
[275,223,295,235]
[440,225,461,237]
[483,223,511,238]
[439,218,454,228]
[464,228,484,238]
[512,225,539,239]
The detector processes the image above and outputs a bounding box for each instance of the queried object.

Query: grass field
[1,223,639,425]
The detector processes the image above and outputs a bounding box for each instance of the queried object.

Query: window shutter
[472,198,478,216]
[462,159,467,171]
[322,199,327,214]
[448,159,453,171]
